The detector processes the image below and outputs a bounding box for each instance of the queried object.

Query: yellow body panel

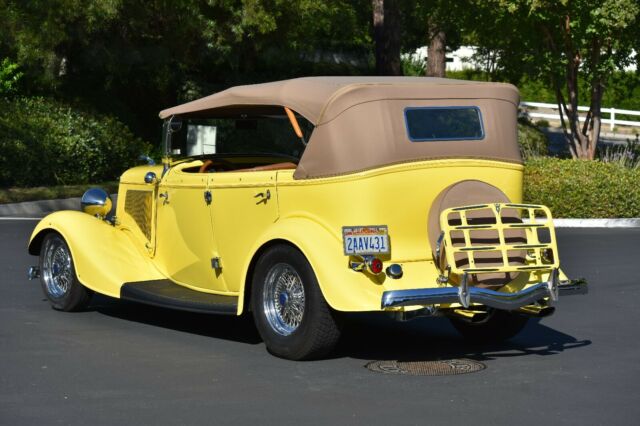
[204,159,528,313]
[29,211,164,298]
[209,170,278,295]
[153,166,223,292]
[30,158,567,314]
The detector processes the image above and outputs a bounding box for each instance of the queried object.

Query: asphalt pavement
[1,220,639,425]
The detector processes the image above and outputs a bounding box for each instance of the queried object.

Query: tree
[426,19,447,77]
[399,1,470,78]
[0,58,22,95]
[372,0,402,75]
[0,0,372,140]
[480,0,639,159]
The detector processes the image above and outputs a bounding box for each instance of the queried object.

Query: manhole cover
[365,359,486,376]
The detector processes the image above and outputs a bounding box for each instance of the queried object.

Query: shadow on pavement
[87,293,590,361]
[336,313,591,362]
[89,294,262,345]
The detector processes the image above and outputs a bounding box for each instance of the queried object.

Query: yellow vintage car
[28,77,587,360]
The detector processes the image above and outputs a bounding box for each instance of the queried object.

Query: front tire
[39,233,92,311]
[449,309,529,343]
[251,245,341,360]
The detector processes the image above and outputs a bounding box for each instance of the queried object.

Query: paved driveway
[1,220,639,425]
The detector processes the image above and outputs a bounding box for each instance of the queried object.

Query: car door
[208,170,279,293]
[153,166,227,293]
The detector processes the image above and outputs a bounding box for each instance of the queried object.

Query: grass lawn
[0,182,119,204]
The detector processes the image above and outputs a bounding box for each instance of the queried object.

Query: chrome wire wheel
[41,235,73,299]
[263,263,306,336]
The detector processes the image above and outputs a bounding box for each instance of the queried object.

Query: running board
[120,280,238,315]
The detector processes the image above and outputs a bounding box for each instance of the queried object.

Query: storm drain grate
[365,359,486,376]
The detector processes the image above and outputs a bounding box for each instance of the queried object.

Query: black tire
[449,309,529,343]
[39,233,92,311]
[251,244,341,360]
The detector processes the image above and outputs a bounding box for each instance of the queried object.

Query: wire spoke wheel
[42,235,73,298]
[263,263,306,336]
[251,245,341,360]
[38,233,92,311]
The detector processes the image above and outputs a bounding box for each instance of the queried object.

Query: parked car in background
[28,77,587,360]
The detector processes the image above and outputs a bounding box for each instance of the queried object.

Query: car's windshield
[169,114,313,160]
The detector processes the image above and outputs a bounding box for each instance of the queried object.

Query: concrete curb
[0,197,81,218]
[0,195,118,219]
[551,218,640,228]
[0,197,638,227]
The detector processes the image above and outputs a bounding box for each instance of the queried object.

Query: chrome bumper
[381,278,588,311]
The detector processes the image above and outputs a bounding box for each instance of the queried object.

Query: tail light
[367,257,383,274]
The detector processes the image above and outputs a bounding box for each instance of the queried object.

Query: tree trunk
[552,15,594,160]
[543,16,604,161]
[372,0,402,76]
[426,20,446,77]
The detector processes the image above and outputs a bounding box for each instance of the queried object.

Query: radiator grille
[124,190,153,240]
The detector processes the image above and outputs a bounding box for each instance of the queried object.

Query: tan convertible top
[160,77,522,178]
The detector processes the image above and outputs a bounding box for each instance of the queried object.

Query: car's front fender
[29,211,164,298]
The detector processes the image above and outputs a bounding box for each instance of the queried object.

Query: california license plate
[342,226,389,255]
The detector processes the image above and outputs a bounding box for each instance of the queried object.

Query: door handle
[159,191,169,205]
[254,189,271,204]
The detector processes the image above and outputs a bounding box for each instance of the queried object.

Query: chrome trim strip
[381,279,588,310]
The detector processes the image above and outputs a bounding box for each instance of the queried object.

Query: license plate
[343,226,389,255]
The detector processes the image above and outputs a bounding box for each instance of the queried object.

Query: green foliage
[0,0,122,90]
[518,120,549,159]
[524,157,640,218]
[0,58,22,95]
[401,56,425,76]
[0,181,119,204]
[0,97,151,187]
[517,71,640,112]
[0,0,373,141]
[483,0,640,81]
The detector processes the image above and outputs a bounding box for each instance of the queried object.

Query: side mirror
[81,188,113,218]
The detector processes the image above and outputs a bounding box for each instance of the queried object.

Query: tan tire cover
[427,180,524,289]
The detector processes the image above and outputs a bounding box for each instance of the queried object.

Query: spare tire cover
[427,180,524,289]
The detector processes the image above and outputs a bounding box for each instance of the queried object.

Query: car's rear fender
[238,214,573,315]
[238,215,418,314]
[28,211,165,298]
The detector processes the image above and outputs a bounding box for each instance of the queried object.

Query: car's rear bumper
[381,279,587,311]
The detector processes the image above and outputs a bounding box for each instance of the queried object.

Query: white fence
[520,101,640,131]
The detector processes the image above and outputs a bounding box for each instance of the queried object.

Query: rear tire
[39,233,92,311]
[449,309,529,343]
[251,245,341,360]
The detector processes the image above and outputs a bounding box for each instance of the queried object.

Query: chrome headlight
[81,188,113,218]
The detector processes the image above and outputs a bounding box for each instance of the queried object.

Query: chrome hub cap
[263,263,305,336]
[42,236,73,298]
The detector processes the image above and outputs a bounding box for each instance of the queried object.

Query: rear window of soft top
[404,106,484,142]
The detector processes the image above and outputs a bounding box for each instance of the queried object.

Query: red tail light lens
[368,257,383,274]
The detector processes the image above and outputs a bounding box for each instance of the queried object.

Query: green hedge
[518,120,548,158]
[524,157,640,218]
[0,97,151,187]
